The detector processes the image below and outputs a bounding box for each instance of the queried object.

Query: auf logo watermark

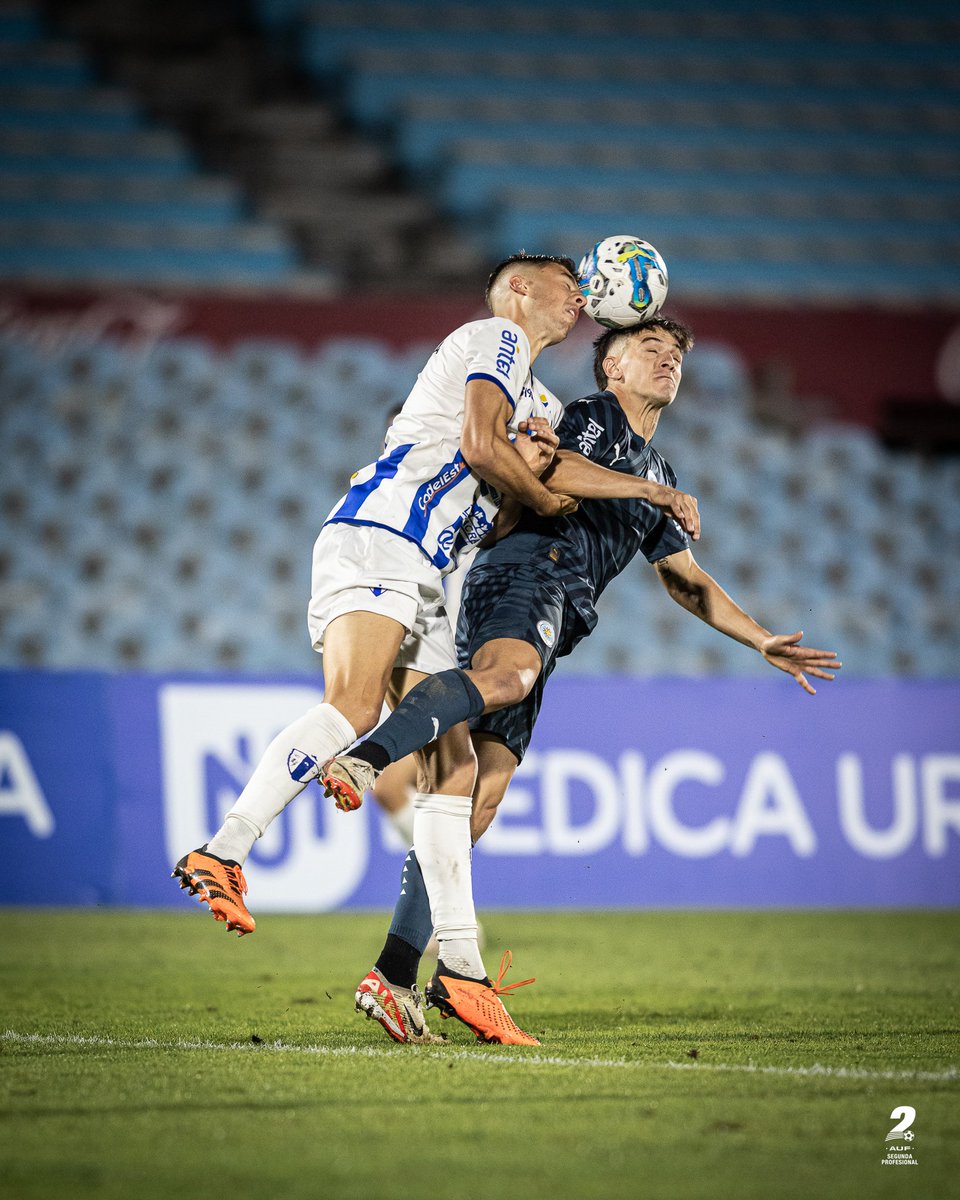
[881,1105,918,1167]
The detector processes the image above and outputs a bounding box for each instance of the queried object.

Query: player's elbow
[655,559,679,591]
[460,428,496,474]
[657,561,696,607]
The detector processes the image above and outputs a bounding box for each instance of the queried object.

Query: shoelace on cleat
[489,950,535,997]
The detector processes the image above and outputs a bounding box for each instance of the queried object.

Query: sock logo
[287,748,319,782]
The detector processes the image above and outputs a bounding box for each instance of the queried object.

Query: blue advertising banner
[1,670,958,909]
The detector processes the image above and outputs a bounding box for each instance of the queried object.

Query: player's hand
[759,631,842,695]
[644,483,700,540]
[515,417,559,477]
[518,416,559,447]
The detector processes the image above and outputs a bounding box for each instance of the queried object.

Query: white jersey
[323,317,564,573]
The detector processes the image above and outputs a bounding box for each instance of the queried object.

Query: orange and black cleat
[425,950,539,1046]
[172,845,255,936]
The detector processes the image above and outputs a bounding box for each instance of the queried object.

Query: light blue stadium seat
[251,0,960,305]
[0,16,300,288]
[228,339,311,386]
[3,312,959,676]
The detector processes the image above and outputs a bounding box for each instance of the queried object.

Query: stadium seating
[0,2,298,284]
[249,0,960,304]
[2,329,958,678]
[2,0,956,679]
[5,0,956,296]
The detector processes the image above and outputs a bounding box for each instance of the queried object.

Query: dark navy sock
[383,848,434,959]
[353,668,485,771]
[374,934,422,990]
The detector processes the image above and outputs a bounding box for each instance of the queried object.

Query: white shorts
[307,522,457,676]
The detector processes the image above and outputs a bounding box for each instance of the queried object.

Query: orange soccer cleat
[425,951,540,1046]
[172,845,256,936]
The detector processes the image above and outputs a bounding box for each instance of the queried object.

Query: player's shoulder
[450,315,528,347]
[563,390,629,433]
[647,443,679,486]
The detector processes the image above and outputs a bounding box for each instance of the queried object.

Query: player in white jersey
[172,252,699,1044]
[321,323,565,574]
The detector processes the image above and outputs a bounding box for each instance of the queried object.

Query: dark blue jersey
[473,390,689,634]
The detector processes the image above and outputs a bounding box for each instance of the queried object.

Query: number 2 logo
[886,1106,916,1141]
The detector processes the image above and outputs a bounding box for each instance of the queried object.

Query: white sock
[207,702,357,865]
[206,813,260,864]
[388,800,415,847]
[413,792,484,979]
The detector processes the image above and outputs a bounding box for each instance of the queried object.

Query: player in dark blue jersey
[324,317,842,1045]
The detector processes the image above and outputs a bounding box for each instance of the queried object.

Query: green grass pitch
[1,908,957,1199]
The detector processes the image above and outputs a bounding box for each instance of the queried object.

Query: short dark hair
[484,252,578,311]
[592,316,695,390]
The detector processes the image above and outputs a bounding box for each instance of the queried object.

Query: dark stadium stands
[0,1,298,284]
[251,0,960,304]
[3,0,958,298]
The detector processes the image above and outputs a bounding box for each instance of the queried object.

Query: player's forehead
[516,259,578,291]
[541,260,578,286]
[621,326,682,353]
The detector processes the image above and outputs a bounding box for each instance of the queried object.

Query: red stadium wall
[3,288,958,429]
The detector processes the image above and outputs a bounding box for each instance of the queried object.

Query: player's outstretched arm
[654,549,842,695]
[543,449,700,540]
[461,379,576,518]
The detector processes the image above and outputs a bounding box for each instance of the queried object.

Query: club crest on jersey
[438,503,494,554]
[537,620,556,647]
[287,749,318,783]
[577,418,605,456]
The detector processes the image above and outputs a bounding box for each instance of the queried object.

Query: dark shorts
[455,561,580,763]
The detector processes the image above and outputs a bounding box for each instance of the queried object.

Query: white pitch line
[3,1029,957,1084]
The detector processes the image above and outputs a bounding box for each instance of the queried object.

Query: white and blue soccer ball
[576,235,669,329]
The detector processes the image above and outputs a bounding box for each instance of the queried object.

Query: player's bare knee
[322,694,381,739]
[471,665,535,709]
[501,666,537,707]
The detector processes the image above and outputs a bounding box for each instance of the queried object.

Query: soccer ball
[576,236,669,329]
